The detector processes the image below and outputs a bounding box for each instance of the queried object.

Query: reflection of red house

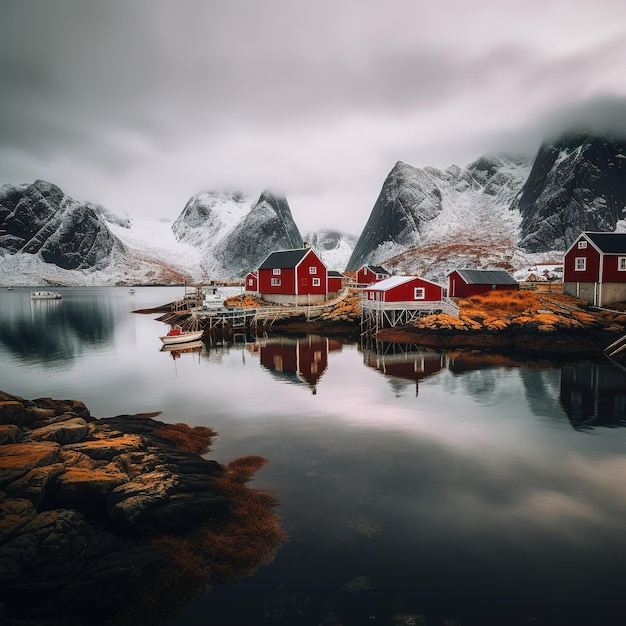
[563,232,626,306]
[249,335,342,393]
[356,265,390,287]
[447,269,518,298]
[244,271,258,292]
[257,248,327,305]
[363,275,445,302]
[364,346,445,396]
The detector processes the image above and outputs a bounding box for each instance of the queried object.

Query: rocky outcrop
[0,391,230,625]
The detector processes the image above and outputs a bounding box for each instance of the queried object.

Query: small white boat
[30,291,62,300]
[160,326,204,345]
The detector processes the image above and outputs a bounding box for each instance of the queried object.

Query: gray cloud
[2,0,626,233]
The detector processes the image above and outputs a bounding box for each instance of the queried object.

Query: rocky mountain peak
[0,180,123,271]
[514,131,626,252]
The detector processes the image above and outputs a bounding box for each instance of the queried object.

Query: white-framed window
[618,256,626,271]
[309,266,317,274]
[312,277,320,286]
[414,287,425,300]
[271,278,281,286]
[248,278,254,286]
[575,257,586,271]
[577,241,588,249]
[273,268,281,275]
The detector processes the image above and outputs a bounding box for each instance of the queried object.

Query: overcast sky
[2,0,626,235]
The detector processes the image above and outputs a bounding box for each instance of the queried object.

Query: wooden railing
[360,298,460,318]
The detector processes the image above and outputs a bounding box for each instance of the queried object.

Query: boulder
[0,442,61,487]
[0,401,24,426]
[29,416,90,444]
[0,424,22,444]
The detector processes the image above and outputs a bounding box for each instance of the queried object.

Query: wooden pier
[360,298,459,336]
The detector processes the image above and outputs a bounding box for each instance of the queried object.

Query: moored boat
[159,326,204,345]
[30,291,62,300]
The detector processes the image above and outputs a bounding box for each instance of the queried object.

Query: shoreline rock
[0,391,276,625]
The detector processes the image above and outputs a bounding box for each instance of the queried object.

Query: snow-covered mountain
[172,190,304,279]
[0,184,355,285]
[3,130,626,287]
[346,154,532,279]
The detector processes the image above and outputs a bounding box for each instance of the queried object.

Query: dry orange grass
[413,290,615,333]
[319,289,361,322]
[223,294,263,308]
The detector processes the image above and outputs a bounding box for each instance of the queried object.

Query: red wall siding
[244,273,257,291]
[563,242,601,282]
[328,277,342,292]
[364,278,443,302]
[602,255,626,283]
[258,267,296,294]
[357,267,388,285]
[296,251,327,295]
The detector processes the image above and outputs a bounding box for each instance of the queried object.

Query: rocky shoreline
[0,392,285,625]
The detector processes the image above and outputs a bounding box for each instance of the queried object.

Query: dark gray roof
[328,270,345,277]
[366,265,389,274]
[453,269,518,285]
[258,248,310,270]
[584,232,626,254]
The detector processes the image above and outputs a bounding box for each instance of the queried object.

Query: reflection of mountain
[0,292,116,365]
[248,336,343,393]
[362,343,445,396]
[560,362,626,430]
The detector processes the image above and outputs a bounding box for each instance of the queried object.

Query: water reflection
[561,362,626,430]
[247,335,343,393]
[0,289,116,365]
[361,342,445,396]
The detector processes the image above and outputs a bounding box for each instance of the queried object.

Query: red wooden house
[362,275,445,302]
[257,248,328,305]
[447,269,518,298]
[244,271,258,292]
[563,232,626,306]
[356,264,391,287]
[328,270,347,295]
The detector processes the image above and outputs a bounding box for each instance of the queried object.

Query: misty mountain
[3,130,626,287]
[172,189,304,278]
[513,132,626,252]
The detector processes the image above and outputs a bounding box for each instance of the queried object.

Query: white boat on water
[30,291,62,300]
[160,326,204,345]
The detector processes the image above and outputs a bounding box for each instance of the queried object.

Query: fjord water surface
[1,286,626,625]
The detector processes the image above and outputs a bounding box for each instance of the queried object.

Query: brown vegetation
[110,455,286,626]
[224,294,264,308]
[152,422,218,455]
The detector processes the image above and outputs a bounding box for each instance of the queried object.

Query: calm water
[2,286,626,625]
